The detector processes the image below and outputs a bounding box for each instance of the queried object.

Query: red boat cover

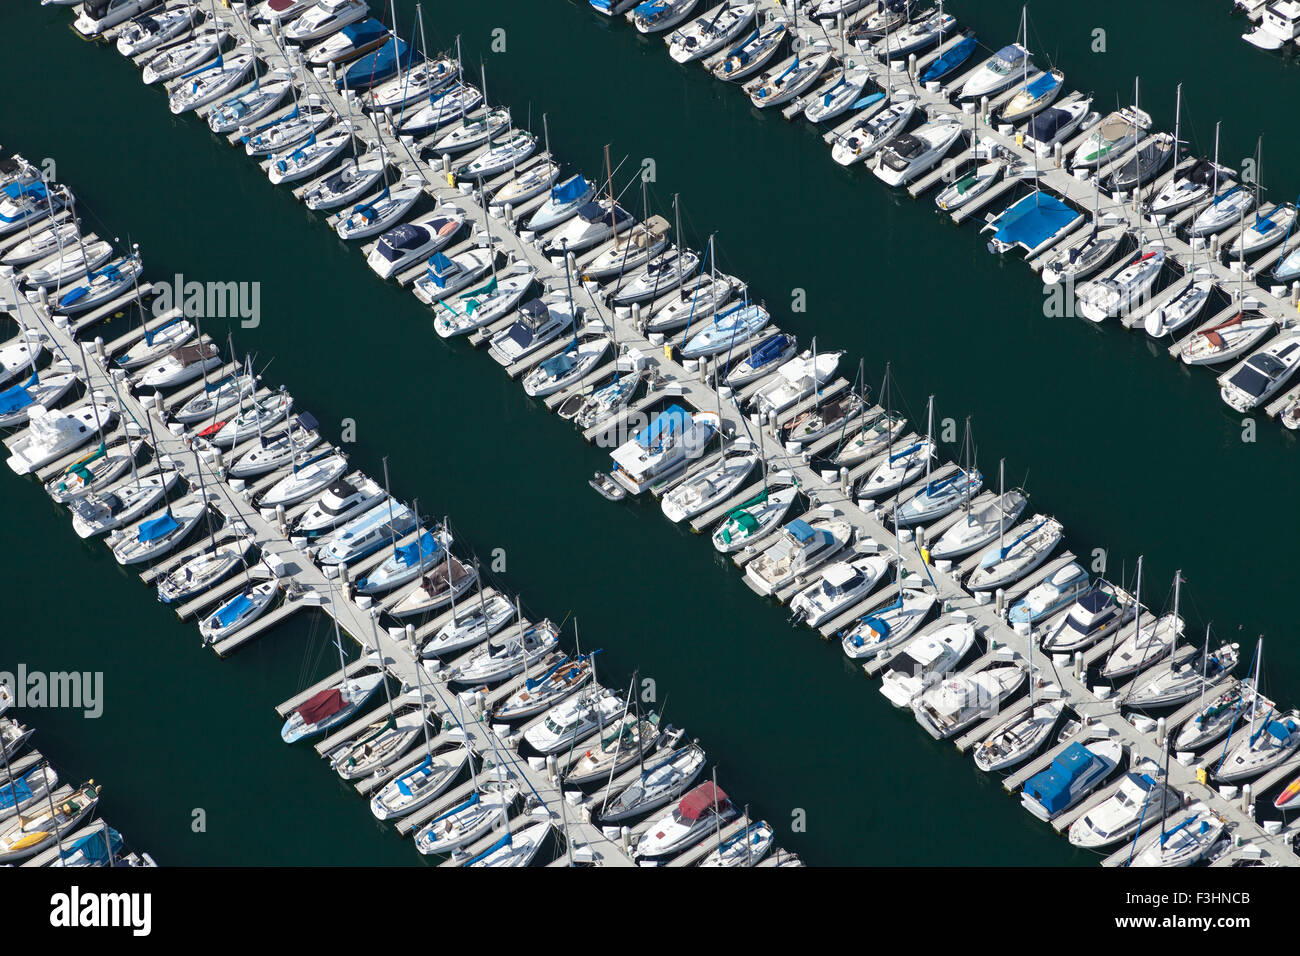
[296,688,344,725]
[679,782,727,820]
[197,420,227,438]
[269,0,295,10]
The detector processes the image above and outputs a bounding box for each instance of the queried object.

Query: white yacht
[879,620,977,707]
[744,515,852,597]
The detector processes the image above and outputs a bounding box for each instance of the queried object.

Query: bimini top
[550,174,590,206]
[678,782,728,820]
[576,201,632,227]
[786,518,816,543]
[989,193,1080,252]
[635,404,690,448]
[990,44,1028,71]
[1023,742,1099,814]
[3,180,46,201]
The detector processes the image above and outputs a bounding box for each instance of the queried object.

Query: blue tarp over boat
[337,36,411,90]
[213,593,254,629]
[988,192,1080,253]
[550,174,589,205]
[62,826,123,864]
[635,404,690,447]
[919,35,976,83]
[1023,742,1096,815]
[137,511,180,544]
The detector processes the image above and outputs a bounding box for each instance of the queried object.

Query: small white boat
[3,220,81,268]
[831,97,915,166]
[414,789,513,855]
[790,553,890,627]
[1124,642,1240,710]
[743,50,834,110]
[666,2,756,64]
[958,43,1032,99]
[280,670,384,742]
[1008,561,1090,625]
[1187,185,1256,237]
[611,248,700,306]
[632,0,700,35]
[369,748,468,821]
[523,175,595,234]
[1100,614,1185,681]
[365,57,459,112]
[210,393,293,448]
[256,452,350,508]
[935,162,1004,213]
[455,130,538,183]
[973,702,1063,773]
[1228,202,1297,258]
[141,31,224,86]
[1148,159,1229,218]
[633,782,734,860]
[523,688,624,754]
[679,302,769,358]
[751,350,841,417]
[206,77,295,135]
[857,437,934,502]
[431,109,512,157]
[803,68,872,125]
[284,0,369,43]
[171,372,254,423]
[1143,275,1214,338]
[116,5,198,58]
[699,819,775,867]
[894,468,984,527]
[831,411,907,466]
[487,155,560,213]
[447,620,560,685]
[464,819,550,868]
[840,586,935,661]
[709,20,787,83]
[329,710,426,782]
[410,250,496,307]
[156,540,251,604]
[645,274,737,333]
[47,254,145,315]
[198,578,279,644]
[580,216,673,279]
[317,497,415,565]
[879,620,977,707]
[134,343,222,391]
[73,0,153,37]
[108,496,207,566]
[167,51,256,115]
[44,444,135,504]
[490,655,596,725]
[354,528,445,595]
[521,335,612,398]
[486,296,576,366]
[396,83,484,135]
[433,266,536,338]
[1214,709,1300,782]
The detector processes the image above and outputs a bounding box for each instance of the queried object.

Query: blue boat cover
[636,404,690,448]
[787,519,815,543]
[1023,72,1059,98]
[340,17,386,45]
[550,174,589,206]
[214,592,254,628]
[1027,106,1071,142]
[3,180,47,201]
[137,511,180,544]
[0,376,37,416]
[993,44,1026,64]
[395,530,439,567]
[0,770,35,808]
[989,193,1079,252]
[62,826,123,864]
[919,35,976,83]
[634,0,670,16]
[426,251,457,288]
[338,37,410,90]
[1023,742,1096,815]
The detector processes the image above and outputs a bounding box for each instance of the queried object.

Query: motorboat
[134,342,222,391]
[912,663,1027,740]
[301,150,389,211]
[879,620,977,707]
[973,702,1064,773]
[486,296,576,366]
[679,302,769,358]
[334,179,423,241]
[410,250,494,305]
[6,401,116,476]
[1040,580,1135,653]
[666,2,757,64]
[966,515,1063,592]
[603,405,720,497]
[830,96,916,166]
[304,18,387,66]
[1242,1,1300,49]
[1129,803,1225,867]
[744,515,852,597]
[790,553,890,627]
[73,0,154,37]
[280,670,385,742]
[198,579,279,644]
[632,782,734,860]
[108,496,207,566]
[743,50,834,109]
[1069,106,1150,169]
[876,10,958,60]
[1075,249,1166,322]
[840,587,935,661]
[934,162,1004,213]
[116,5,199,58]
[1008,562,1090,625]
[1102,133,1175,193]
[1178,312,1274,366]
[926,490,1027,561]
[751,350,841,417]
[421,594,516,660]
[0,181,65,236]
[369,748,468,821]
[983,191,1084,258]
[1220,334,1300,412]
[365,207,466,279]
[1187,185,1256,237]
[292,473,385,537]
[317,498,416,565]
[523,689,624,755]
[1067,766,1180,848]
[537,201,637,259]
[711,481,799,553]
[873,117,965,187]
[284,0,369,43]
[958,44,1032,100]
[1020,739,1123,821]
[1000,69,1064,124]
[253,0,318,25]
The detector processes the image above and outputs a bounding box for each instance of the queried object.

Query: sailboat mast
[924,394,934,483]
[1170,570,1181,656]
[381,455,399,559]
[996,458,1006,557]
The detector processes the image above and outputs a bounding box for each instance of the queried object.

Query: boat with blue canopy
[919,34,977,85]
[984,192,1083,257]
[1020,739,1123,821]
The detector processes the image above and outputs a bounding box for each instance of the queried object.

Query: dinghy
[1228,202,1298,258]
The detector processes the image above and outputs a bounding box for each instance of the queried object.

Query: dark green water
[2,0,1298,865]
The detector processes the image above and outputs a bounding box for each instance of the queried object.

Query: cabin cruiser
[1220,334,1300,412]
[967,515,1063,592]
[632,782,734,861]
[1242,1,1300,49]
[73,0,154,37]
[751,350,841,417]
[1040,580,1135,653]
[602,405,720,497]
[487,296,576,367]
[1008,562,1090,625]
[927,490,1027,561]
[873,117,965,187]
[134,342,222,391]
[6,401,116,476]
[744,515,852,597]
[284,0,369,43]
[253,0,318,26]
[1022,99,1094,154]
[1020,739,1123,821]
[879,620,977,707]
[829,96,915,167]
[410,250,494,306]
[317,498,416,565]
[913,663,1027,740]
[293,474,386,538]
[958,44,1032,100]
[790,554,890,627]
[304,18,388,67]
[523,689,624,755]
[1068,766,1180,848]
